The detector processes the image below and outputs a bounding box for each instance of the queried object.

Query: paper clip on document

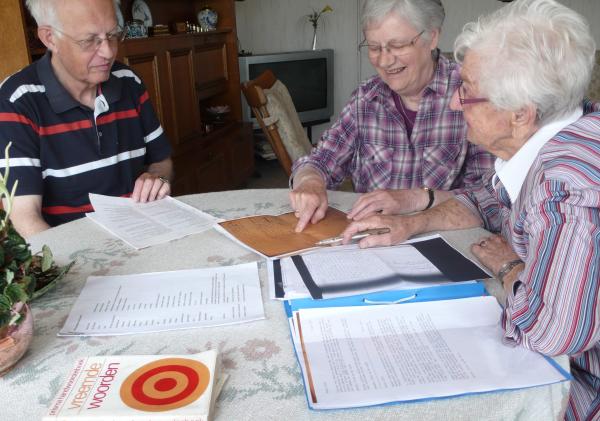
[362,294,417,305]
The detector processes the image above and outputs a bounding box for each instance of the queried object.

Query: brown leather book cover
[218,207,348,257]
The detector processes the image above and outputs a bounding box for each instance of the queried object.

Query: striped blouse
[455,103,600,420]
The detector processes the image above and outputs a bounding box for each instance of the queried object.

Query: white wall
[236,0,600,141]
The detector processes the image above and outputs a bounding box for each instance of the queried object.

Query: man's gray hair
[361,0,445,40]
[26,0,120,28]
[454,0,596,124]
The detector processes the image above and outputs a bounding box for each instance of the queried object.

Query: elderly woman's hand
[289,176,329,232]
[341,214,415,248]
[347,188,422,220]
[471,234,520,275]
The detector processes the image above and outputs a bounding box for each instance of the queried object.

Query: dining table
[2,189,570,420]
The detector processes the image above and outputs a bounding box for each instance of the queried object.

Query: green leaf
[41,245,53,272]
[0,295,11,310]
[5,269,13,284]
[0,310,11,327]
[5,283,28,304]
[9,311,22,326]
[23,274,36,297]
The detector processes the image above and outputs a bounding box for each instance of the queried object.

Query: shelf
[123,27,233,44]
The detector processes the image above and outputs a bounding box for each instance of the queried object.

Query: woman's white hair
[454,0,596,124]
[361,0,445,41]
[26,0,120,28]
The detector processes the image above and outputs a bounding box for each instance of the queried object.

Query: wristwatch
[497,259,523,284]
[422,187,435,211]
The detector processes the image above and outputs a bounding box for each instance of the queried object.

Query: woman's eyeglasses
[457,80,489,106]
[359,31,425,57]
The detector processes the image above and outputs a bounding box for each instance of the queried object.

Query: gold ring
[158,176,169,184]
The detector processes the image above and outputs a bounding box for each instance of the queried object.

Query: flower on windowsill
[306,5,333,29]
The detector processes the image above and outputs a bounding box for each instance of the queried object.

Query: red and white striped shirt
[0,52,171,226]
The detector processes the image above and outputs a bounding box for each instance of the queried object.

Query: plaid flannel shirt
[292,54,493,192]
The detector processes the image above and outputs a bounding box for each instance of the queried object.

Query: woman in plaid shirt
[290,0,493,232]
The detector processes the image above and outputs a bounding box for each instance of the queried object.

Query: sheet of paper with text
[59,262,264,336]
[86,193,218,249]
[290,296,568,409]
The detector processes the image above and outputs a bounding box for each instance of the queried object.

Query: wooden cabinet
[0,0,254,196]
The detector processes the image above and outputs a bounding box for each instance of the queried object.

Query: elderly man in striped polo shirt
[342,0,600,418]
[0,0,173,237]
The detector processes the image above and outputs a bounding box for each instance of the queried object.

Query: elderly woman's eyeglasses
[359,30,425,57]
[51,26,126,52]
[457,80,489,106]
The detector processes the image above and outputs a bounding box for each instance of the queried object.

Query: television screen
[248,58,327,113]
[239,49,334,127]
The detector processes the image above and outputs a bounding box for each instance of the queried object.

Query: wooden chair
[241,70,312,177]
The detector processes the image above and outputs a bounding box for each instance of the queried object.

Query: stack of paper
[269,235,490,300]
[288,296,569,410]
[86,194,218,249]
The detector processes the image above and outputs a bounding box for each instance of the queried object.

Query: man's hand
[341,214,417,248]
[471,234,520,275]
[132,158,173,202]
[132,172,170,202]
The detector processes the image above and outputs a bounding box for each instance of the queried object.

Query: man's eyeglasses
[457,80,489,106]
[359,30,425,57]
[51,26,126,52]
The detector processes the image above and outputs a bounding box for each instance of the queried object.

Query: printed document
[269,235,486,299]
[86,193,218,249]
[59,262,264,336]
[290,296,568,409]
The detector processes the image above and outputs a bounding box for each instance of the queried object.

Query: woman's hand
[341,214,416,248]
[471,234,520,275]
[347,188,425,220]
[289,177,329,232]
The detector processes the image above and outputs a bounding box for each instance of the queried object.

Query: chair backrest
[241,70,312,177]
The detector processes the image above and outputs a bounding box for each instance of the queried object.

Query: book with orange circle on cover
[43,350,224,421]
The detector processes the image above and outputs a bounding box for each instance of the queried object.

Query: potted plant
[0,144,72,375]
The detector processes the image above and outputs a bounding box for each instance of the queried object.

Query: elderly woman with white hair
[342,0,600,418]
[289,0,493,232]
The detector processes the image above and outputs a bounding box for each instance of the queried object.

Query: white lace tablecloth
[3,189,569,421]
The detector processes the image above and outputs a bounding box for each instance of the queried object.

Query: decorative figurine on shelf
[125,19,147,38]
[306,5,333,50]
[198,6,218,32]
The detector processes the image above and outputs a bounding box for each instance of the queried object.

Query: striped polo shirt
[0,52,171,226]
